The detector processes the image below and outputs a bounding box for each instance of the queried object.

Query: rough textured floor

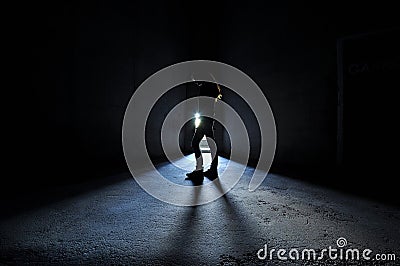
[1,157,399,265]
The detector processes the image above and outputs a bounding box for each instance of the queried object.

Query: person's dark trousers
[191,117,218,170]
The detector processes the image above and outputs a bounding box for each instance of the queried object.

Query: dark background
[7,1,400,203]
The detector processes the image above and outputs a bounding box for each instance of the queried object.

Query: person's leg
[206,133,218,170]
[186,127,205,180]
[204,121,219,179]
[191,127,204,171]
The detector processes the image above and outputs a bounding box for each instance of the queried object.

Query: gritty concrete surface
[1,157,399,265]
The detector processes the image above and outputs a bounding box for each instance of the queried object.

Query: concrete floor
[1,156,399,265]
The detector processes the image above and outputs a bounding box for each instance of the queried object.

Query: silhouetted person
[186,75,222,182]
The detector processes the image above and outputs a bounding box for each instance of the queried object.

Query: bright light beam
[195,113,201,128]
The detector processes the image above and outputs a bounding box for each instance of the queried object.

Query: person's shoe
[185,170,204,181]
[203,168,218,180]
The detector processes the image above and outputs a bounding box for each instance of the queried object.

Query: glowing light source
[195,113,201,128]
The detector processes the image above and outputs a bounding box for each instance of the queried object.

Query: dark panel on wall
[338,29,400,195]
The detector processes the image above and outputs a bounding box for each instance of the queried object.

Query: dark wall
[146,85,187,161]
[18,1,191,188]
[216,2,338,176]
[216,1,399,179]
[11,0,399,199]
[21,1,138,187]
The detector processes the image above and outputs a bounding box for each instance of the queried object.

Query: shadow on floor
[0,171,131,220]
[153,182,263,265]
